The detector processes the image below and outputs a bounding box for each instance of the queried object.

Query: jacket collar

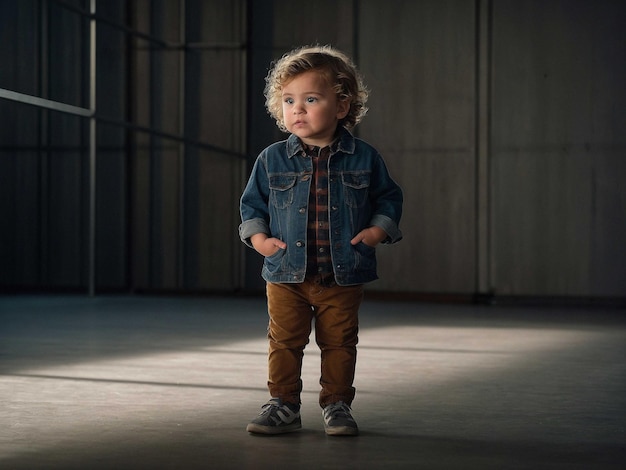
[286,126,356,158]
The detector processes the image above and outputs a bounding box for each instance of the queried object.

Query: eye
[284,97,294,105]
[306,97,318,103]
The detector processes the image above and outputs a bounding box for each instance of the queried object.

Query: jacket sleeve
[239,155,271,248]
[369,153,403,244]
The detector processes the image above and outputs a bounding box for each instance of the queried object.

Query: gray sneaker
[322,401,359,436]
[246,398,302,434]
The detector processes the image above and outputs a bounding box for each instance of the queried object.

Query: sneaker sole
[324,425,359,436]
[246,422,302,435]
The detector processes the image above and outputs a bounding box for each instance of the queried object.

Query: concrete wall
[357,0,478,294]
[489,0,626,297]
[128,0,246,292]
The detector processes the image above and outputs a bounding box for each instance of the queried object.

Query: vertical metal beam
[235,0,248,291]
[243,0,274,292]
[39,0,50,286]
[475,0,492,299]
[177,0,186,289]
[88,0,97,296]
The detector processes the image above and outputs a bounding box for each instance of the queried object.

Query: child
[239,45,403,436]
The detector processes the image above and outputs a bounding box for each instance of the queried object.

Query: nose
[293,101,305,114]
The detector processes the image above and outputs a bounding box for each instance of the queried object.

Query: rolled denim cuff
[370,214,403,244]
[239,218,270,248]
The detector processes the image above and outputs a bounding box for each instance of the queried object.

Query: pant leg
[311,282,364,408]
[266,282,314,405]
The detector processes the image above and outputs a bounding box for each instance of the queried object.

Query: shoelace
[262,400,299,424]
[324,402,351,420]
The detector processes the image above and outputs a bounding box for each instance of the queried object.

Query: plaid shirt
[304,142,336,281]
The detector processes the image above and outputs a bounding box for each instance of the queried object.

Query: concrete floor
[0,295,624,469]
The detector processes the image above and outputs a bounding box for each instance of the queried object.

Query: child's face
[281,70,349,147]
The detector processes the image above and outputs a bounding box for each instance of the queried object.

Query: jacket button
[296,241,304,247]
[299,207,306,214]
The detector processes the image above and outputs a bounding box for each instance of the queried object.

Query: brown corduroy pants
[265,278,364,408]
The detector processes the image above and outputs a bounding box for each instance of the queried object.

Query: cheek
[283,104,295,118]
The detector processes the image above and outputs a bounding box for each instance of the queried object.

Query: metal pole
[40,0,50,286]
[88,0,97,296]
[177,0,186,288]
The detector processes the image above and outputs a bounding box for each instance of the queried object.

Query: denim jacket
[239,127,403,286]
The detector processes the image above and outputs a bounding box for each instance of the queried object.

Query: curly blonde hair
[264,45,369,132]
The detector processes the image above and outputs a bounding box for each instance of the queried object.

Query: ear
[337,98,350,120]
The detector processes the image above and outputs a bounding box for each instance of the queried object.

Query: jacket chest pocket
[341,171,370,208]
[269,174,297,209]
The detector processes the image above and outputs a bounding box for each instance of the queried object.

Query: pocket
[264,247,287,273]
[353,240,375,256]
[341,171,370,208]
[269,174,297,209]
[352,241,376,270]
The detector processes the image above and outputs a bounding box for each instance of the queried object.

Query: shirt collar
[286,126,356,158]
